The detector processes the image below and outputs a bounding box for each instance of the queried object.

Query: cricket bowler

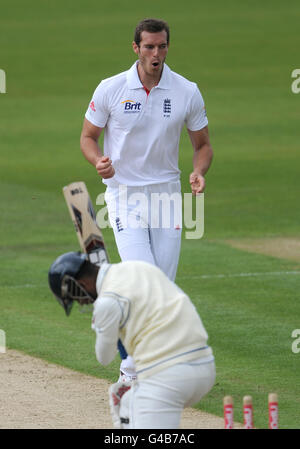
[80,18,213,281]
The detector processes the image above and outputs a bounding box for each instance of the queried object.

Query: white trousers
[105,182,182,282]
[120,357,216,429]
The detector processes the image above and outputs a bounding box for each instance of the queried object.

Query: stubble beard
[138,56,166,82]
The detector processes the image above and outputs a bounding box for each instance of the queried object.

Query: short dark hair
[134,18,170,47]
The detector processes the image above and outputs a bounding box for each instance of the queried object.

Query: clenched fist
[95,156,115,179]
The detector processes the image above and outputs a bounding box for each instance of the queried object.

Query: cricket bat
[63,181,109,267]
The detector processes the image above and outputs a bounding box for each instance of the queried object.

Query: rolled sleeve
[185,86,208,131]
[85,81,110,128]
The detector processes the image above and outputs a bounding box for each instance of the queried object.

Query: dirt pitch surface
[225,237,300,263]
[0,349,242,429]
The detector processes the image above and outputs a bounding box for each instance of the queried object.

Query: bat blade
[63,181,109,266]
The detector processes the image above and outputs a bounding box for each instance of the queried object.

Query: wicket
[223,393,278,429]
[268,393,279,429]
[223,396,234,429]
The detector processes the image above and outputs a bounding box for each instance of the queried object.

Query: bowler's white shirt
[85,62,208,187]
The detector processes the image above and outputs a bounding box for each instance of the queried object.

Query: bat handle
[118,339,128,359]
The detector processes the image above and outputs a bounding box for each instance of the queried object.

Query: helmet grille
[61,274,94,304]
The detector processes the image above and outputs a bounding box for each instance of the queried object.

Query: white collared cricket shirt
[85,62,208,187]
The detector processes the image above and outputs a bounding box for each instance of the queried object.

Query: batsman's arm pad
[109,381,132,429]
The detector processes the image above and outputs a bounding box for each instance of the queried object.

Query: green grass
[1,0,300,429]
[176,241,300,428]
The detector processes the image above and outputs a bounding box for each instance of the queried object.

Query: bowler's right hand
[95,156,115,179]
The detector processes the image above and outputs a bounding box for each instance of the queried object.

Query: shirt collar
[96,262,111,296]
[127,60,171,90]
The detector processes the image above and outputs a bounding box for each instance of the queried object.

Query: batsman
[48,252,215,429]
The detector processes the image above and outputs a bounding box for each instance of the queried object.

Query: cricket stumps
[223,395,234,429]
[268,393,278,429]
[223,393,278,429]
[243,395,254,429]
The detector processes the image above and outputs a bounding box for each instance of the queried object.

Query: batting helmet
[48,251,92,315]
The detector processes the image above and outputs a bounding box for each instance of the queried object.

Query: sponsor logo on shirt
[121,100,142,113]
[163,98,171,117]
[90,101,96,112]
